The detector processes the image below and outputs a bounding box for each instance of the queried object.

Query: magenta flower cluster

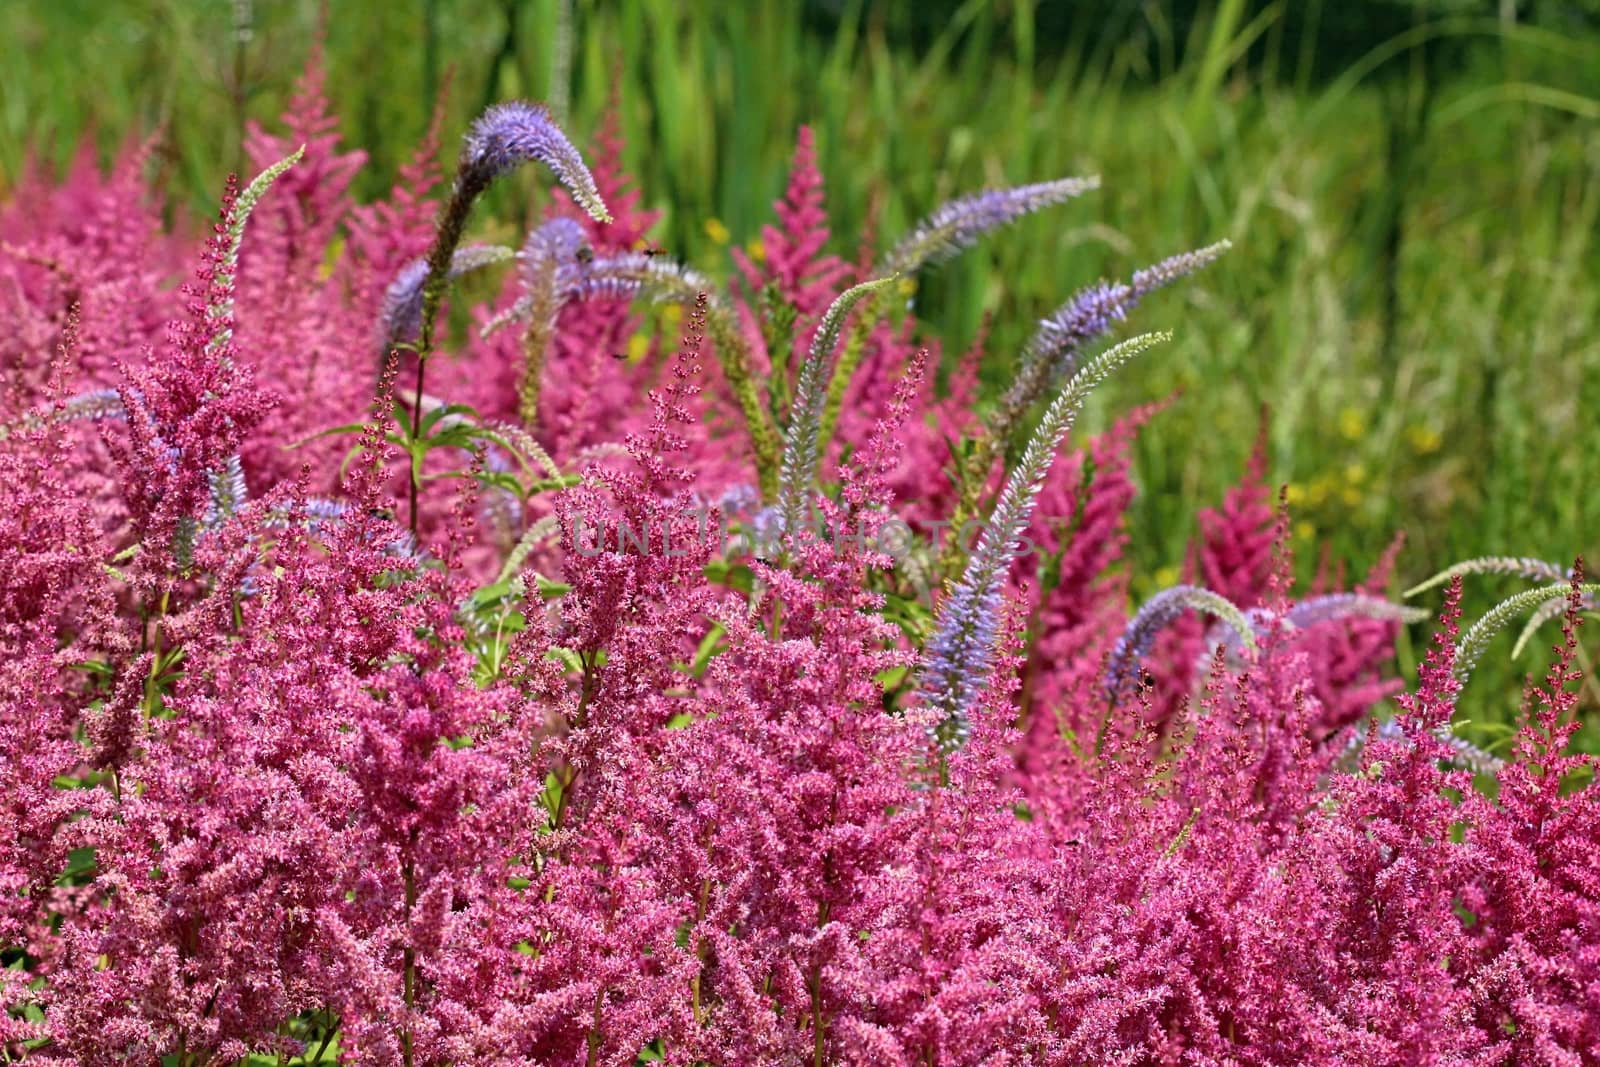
[1,59,1596,1066]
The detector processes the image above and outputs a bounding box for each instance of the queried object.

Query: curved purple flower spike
[459,101,611,224]
[399,100,611,385]
[379,243,513,350]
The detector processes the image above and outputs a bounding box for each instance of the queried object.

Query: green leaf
[687,623,727,676]
[704,561,756,594]
[285,422,369,450]
[529,576,570,600]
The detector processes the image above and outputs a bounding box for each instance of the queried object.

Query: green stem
[401,846,417,1067]
[307,1013,339,1065]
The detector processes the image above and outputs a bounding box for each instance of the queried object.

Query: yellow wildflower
[704,217,730,245]
[1406,424,1442,454]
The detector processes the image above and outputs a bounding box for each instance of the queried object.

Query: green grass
[3,0,1598,737]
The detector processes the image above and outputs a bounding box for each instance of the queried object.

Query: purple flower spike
[460,101,612,223]
[879,176,1098,276]
[380,243,513,349]
[521,216,590,285]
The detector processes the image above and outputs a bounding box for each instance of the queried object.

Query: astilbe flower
[617,354,924,1061]
[11,71,1600,1067]
[240,46,367,276]
[1292,533,1414,739]
[485,299,736,1060]
[0,369,121,992]
[1263,583,1485,1060]
[345,90,453,293]
[732,125,854,327]
[42,501,377,1063]
[102,171,276,572]
[1197,419,1278,604]
[1138,422,1411,747]
[1457,570,1600,1057]
[40,414,548,1065]
[0,135,183,405]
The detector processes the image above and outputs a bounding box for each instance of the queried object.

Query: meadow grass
[2,0,1597,739]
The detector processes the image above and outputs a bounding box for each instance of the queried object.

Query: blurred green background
[3,0,1598,736]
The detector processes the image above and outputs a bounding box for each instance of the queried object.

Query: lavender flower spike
[878,176,1099,277]
[576,251,720,307]
[482,218,590,338]
[460,102,611,223]
[1283,593,1431,631]
[1129,240,1232,301]
[208,145,305,352]
[986,240,1230,459]
[494,218,591,424]
[380,244,514,350]
[1105,585,1256,702]
[777,276,898,538]
[921,331,1170,749]
[1511,589,1599,658]
[1453,582,1600,703]
[409,102,608,366]
[1403,555,1570,598]
[203,453,248,530]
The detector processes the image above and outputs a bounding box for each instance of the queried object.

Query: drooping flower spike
[1404,554,1596,660]
[878,176,1099,277]
[379,243,514,350]
[206,144,305,351]
[1510,590,1598,657]
[458,101,611,223]
[412,102,609,364]
[985,240,1231,462]
[922,331,1170,748]
[1451,580,1600,703]
[1404,554,1572,597]
[1202,592,1428,669]
[776,275,898,539]
[1105,584,1257,702]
